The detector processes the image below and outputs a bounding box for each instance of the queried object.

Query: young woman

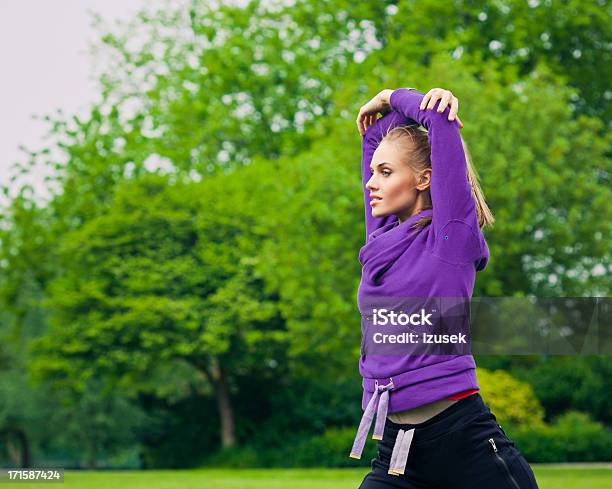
[349,87,539,489]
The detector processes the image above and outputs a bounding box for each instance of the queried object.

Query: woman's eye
[369,169,391,176]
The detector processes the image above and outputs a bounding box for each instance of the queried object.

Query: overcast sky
[0,0,148,207]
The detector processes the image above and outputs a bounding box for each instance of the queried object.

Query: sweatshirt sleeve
[389,88,485,268]
[361,110,415,241]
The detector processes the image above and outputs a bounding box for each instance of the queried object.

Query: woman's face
[366,140,430,220]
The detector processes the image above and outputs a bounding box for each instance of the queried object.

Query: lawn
[3,465,612,488]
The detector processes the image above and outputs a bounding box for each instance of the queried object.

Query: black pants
[358,393,539,489]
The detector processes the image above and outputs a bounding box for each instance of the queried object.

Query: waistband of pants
[384,393,488,444]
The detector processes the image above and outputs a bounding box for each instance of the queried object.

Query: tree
[29,173,286,449]
[382,0,611,125]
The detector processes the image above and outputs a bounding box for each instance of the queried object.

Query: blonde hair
[381,125,495,230]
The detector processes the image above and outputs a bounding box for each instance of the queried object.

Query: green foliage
[385,0,612,124]
[476,355,612,426]
[203,409,612,467]
[271,426,374,468]
[230,375,364,450]
[477,367,545,428]
[0,314,54,466]
[86,0,389,177]
[136,392,219,469]
[252,121,365,377]
[28,173,286,393]
[43,377,152,469]
[203,426,376,468]
[510,411,612,463]
[510,356,612,425]
[0,309,149,469]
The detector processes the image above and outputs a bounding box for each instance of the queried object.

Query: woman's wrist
[378,89,394,109]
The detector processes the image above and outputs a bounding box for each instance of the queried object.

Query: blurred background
[0,0,610,475]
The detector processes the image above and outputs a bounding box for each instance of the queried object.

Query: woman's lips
[370,197,382,206]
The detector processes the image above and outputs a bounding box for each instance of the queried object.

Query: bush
[203,410,612,467]
[509,411,612,462]
[512,357,612,425]
[477,368,546,428]
[202,426,376,468]
[289,427,377,467]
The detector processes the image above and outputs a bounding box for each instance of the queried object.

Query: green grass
[3,465,612,489]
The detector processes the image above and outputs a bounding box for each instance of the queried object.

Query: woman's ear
[416,169,432,191]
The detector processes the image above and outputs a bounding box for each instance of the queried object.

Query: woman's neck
[397,206,432,224]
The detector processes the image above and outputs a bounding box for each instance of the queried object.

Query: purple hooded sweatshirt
[349,88,489,466]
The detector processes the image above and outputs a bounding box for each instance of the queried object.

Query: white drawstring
[387,428,415,476]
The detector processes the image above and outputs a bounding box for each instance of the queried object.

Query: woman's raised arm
[386,87,483,265]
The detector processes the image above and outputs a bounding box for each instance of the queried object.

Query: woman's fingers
[357,114,369,136]
[419,91,432,110]
[356,107,365,135]
[447,97,463,128]
[437,91,453,113]
[448,96,459,120]
[421,90,434,110]
[420,89,440,111]
[356,110,380,136]
[357,94,381,135]
[367,114,376,131]
[416,87,463,128]
[426,89,443,110]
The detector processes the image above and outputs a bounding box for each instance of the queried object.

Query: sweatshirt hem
[361,363,479,412]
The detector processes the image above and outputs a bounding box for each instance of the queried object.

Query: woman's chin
[371,207,389,218]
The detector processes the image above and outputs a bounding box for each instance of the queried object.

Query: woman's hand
[356,89,394,137]
[356,87,464,136]
[420,88,463,128]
